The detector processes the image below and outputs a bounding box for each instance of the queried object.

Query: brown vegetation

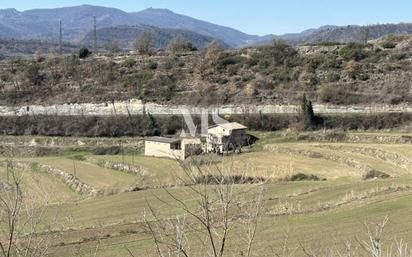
[0,38,411,106]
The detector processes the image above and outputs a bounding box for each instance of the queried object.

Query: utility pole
[59,19,62,54]
[93,16,97,54]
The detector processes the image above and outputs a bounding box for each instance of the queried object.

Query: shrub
[167,37,197,53]
[147,61,158,70]
[123,71,153,96]
[220,56,246,66]
[363,170,390,180]
[122,58,136,68]
[78,48,91,59]
[272,68,291,84]
[25,62,44,86]
[319,85,365,105]
[304,41,343,46]
[381,41,397,49]
[326,72,340,82]
[286,173,325,181]
[253,40,301,69]
[390,53,408,61]
[194,175,266,185]
[340,43,368,61]
[345,60,362,79]
[357,73,370,81]
[322,54,342,69]
[298,71,318,87]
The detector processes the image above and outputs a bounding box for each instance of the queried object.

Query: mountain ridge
[0,5,267,47]
[1,5,412,49]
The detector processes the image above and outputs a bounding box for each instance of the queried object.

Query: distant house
[207,122,248,153]
[144,136,202,160]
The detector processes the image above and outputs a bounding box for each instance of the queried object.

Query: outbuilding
[144,136,202,160]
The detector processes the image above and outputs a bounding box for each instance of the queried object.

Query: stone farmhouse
[206,122,248,153]
[144,122,248,159]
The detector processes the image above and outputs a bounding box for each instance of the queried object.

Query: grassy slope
[0,167,80,204]
[93,155,185,186]
[46,178,412,256]
[36,158,140,191]
[2,132,412,256]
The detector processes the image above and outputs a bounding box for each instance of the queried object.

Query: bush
[362,170,390,180]
[381,41,397,49]
[253,40,301,69]
[304,41,343,46]
[390,53,408,61]
[319,85,365,105]
[78,48,91,59]
[326,72,340,82]
[357,73,370,81]
[345,60,362,79]
[25,62,44,86]
[167,37,197,53]
[122,58,136,68]
[123,71,153,94]
[194,175,266,185]
[340,43,368,61]
[147,61,158,70]
[272,68,291,84]
[283,173,325,181]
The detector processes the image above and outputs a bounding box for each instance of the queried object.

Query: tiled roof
[146,136,181,144]
[209,122,247,130]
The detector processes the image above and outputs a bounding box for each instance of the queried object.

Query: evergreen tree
[300,93,315,129]
[143,113,160,136]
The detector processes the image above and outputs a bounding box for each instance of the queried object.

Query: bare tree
[135,158,265,257]
[361,26,370,45]
[0,166,54,257]
[107,40,121,56]
[359,216,389,257]
[133,31,154,55]
[197,40,223,81]
[202,41,222,71]
[167,37,196,54]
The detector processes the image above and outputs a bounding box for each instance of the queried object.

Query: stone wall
[0,99,411,116]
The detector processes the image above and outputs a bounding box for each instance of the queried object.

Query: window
[170,142,182,150]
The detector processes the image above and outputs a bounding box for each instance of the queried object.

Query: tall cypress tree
[301,94,315,129]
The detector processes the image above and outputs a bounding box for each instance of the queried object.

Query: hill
[0,37,411,107]
[1,5,412,49]
[0,38,78,57]
[0,5,267,47]
[80,25,227,50]
[272,23,412,45]
[301,23,412,44]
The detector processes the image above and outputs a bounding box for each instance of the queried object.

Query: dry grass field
[1,131,412,256]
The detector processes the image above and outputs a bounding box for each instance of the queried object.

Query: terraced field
[1,132,412,256]
[35,158,141,193]
[91,155,185,187]
[263,142,412,177]
[0,166,80,204]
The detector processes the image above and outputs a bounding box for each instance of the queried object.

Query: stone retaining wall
[315,145,412,171]
[4,161,100,196]
[0,99,411,116]
[87,157,149,177]
[264,145,375,176]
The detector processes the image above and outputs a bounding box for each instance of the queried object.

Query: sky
[1,0,412,35]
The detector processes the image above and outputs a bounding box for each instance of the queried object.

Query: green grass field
[33,157,141,192]
[1,132,412,256]
[92,155,185,186]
